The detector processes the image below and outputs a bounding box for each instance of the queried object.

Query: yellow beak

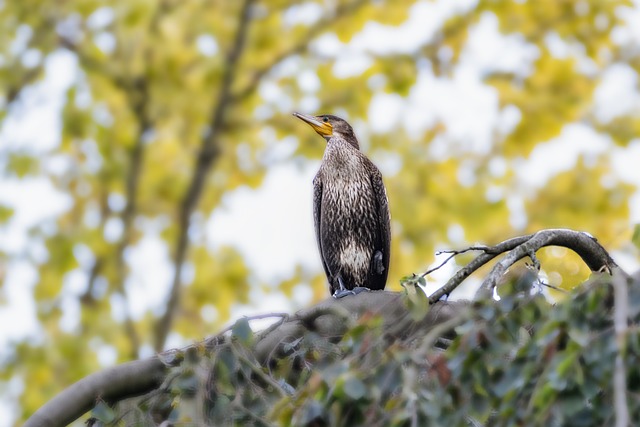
[293,112,333,137]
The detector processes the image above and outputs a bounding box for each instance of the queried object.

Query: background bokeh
[1,0,640,424]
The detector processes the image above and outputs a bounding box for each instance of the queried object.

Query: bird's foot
[332,289,355,299]
[332,287,370,298]
[332,275,354,298]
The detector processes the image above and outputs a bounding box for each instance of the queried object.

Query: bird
[293,112,391,298]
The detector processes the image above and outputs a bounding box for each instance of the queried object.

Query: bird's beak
[293,112,333,137]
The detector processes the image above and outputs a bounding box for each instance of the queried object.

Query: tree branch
[112,76,152,358]
[153,0,256,352]
[25,292,465,426]
[59,8,167,357]
[428,229,618,303]
[24,224,623,426]
[230,0,369,103]
[24,358,167,427]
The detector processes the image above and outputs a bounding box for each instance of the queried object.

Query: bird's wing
[370,167,391,284]
[313,174,332,281]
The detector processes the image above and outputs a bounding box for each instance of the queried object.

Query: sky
[3,0,640,424]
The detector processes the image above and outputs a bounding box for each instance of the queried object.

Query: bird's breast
[338,238,371,273]
[321,174,375,219]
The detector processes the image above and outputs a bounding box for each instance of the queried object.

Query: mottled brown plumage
[293,113,391,297]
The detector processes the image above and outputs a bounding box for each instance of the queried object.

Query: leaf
[567,329,589,348]
[7,153,39,177]
[342,376,366,401]
[400,274,426,289]
[632,224,640,250]
[0,204,14,224]
[231,317,253,345]
[158,349,183,366]
[91,401,115,423]
[299,400,327,425]
[493,369,523,398]
[174,370,199,394]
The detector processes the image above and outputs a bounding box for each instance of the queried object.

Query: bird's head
[293,112,358,148]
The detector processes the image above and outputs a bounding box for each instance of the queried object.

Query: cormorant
[293,112,391,298]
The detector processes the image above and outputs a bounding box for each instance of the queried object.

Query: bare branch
[428,235,532,302]
[420,246,492,278]
[536,279,569,294]
[480,229,617,292]
[428,229,618,303]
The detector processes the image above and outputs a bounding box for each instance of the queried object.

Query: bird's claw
[332,289,355,299]
[332,287,370,298]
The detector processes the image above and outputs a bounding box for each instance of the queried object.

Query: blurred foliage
[105,272,640,426]
[0,0,638,423]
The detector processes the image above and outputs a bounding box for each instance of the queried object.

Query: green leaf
[632,224,640,250]
[342,376,366,400]
[158,349,183,366]
[300,401,327,425]
[174,370,198,394]
[7,153,39,177]
[231,317,253,345]
[0,204,13,224]
[91,401,115,423]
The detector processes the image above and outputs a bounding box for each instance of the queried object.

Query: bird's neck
[327,134,359,151]
[322,137,364,178]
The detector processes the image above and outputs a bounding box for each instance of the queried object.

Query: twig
[421,246,493,278]
[255,314,290,341]
[232,401,276,427]
[215,313,290,338]
[230,345,288,398]
[536,279,569,294]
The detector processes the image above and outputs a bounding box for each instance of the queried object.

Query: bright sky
[3,0,640,424]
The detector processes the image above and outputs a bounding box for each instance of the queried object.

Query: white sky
[3,1,640,424]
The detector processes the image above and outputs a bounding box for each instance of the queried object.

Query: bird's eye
[323,116,329,123]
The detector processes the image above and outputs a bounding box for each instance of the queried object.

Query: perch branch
[26,292,465,426]
[26,229,618,426]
